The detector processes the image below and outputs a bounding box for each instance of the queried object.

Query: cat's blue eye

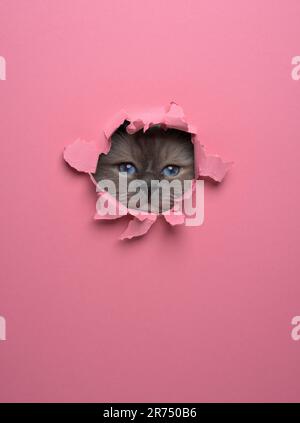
[119,163,137,175]
[162,165,180,177]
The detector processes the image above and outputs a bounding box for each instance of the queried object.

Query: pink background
[1,0,300,402]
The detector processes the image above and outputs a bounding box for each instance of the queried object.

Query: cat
[93,123,195,213]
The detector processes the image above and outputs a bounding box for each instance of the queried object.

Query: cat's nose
[142,176,157,202]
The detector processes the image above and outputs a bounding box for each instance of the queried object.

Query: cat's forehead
[110,125,193,163]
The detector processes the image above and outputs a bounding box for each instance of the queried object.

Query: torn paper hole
[64,102,232,240]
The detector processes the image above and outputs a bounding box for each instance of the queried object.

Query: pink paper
[63,139,100,173]
[198,143,233,182]
[119,217,156,240]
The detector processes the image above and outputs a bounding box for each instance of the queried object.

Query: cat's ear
[113,121,131,135]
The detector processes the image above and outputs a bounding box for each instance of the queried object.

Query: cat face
[93,124,195,212]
